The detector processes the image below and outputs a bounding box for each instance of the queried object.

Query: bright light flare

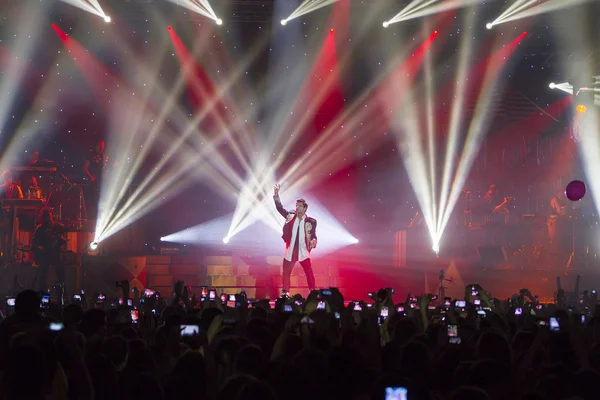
[169,197,358,256]
[89,241,99,251]
[104,15,111,23]
[281,19,288,26]
[576,104,587,113]
[216,18,223,25]
[486,22,493,29]
[549,82,573,94]
[383,21,389,28]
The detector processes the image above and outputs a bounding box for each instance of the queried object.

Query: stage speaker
[477,245,508,268]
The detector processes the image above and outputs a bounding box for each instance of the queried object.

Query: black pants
[36,251,65,292]
[282,256,316,292]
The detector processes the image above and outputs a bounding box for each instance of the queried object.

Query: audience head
[14,290,40,315]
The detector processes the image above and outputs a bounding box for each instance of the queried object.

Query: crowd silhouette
[0,280,598,400]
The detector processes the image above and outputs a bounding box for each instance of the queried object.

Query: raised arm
[273,184,290,218]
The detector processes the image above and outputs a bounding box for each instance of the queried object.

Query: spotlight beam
[98,36,271,242]
[436,11,475,235]
[386,0,483,25]
[56,0,105,18]
[285,0,340,22]
[490,0,594,26]
[163,0,219,22]
[439,32,527,236]
[0,6,48,171]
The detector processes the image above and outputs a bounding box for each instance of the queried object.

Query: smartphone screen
[73,294,81,301]
[226,301,237,308]
[515,308,523,316]
[5,297,15,307]
[316,301,326,310]
[385,386,408,400]
[455,300,466,308]
[180,324,199,336]
[130,309,139,323]
[380,306,389,318]
[144,288,154,297]
[41,295,50,307]
[353,303,362,311]
[208,290,216,300]
[447,324,458,337]
[49,322,64,331]
[201,287,208,298]
[127,299,133,307]
[228,294,236,302]
[549,317,560,331]
[220,293,227,303]
[284,304,293,312]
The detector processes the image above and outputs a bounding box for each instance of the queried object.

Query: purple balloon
[566,180,586,201]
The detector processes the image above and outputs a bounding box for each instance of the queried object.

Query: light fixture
[104,15,111,23]
[281,19,287,26]
[89,241,99,251]
[223,237,230,244]
[486,22,493,30]
[549,82,556,89]
[216,18,223,25]
[382,21,389,28]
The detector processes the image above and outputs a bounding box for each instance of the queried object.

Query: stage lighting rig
[382,21,389,28]
[486,22,493,29]
[281,19,287,26]
[104,15,111,23]
[216,18,223,25]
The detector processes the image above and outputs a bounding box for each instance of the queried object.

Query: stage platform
[1,251,597,303]
[0,253,351,300]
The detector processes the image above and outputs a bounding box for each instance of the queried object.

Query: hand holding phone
[180,324,199,336]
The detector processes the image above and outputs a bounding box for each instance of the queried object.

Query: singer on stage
[273,184,317,295]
